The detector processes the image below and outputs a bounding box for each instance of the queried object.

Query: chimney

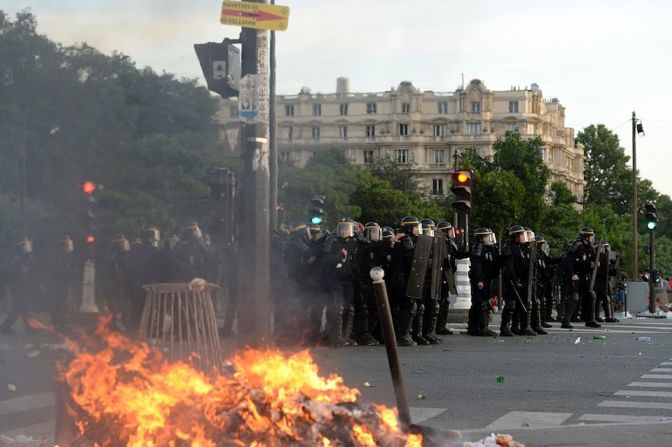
[336,77,350,95]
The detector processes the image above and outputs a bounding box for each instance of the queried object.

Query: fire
[57,317,423,446]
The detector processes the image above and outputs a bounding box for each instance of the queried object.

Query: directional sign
[220,1,290,31]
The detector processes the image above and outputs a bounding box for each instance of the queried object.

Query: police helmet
[509,225,528,243]
[364,222,382,241]
[382,226,395,239]
[474,227,495,245]
[337,218,355,239]
[420,218,435,236]
[436,221,455,239]
[400,216,421,237]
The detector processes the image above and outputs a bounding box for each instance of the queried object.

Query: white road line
[1,420,54,438]
[615,390,672,398]
[628,382,672,388]
[599,400,672,410]
[651,368,672,373]
[661,362,672,366]
[642,375,672,380]
[0,393,54,416]
[409,407,447,424]
[579,414,672,423]
[485,411,572,430]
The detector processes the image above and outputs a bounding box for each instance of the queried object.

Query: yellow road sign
[220,1,290,31]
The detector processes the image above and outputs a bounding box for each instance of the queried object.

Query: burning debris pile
[56,317,422,446]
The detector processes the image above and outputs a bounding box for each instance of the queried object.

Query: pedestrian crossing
[485,357,672,429]
[0,392,54,440]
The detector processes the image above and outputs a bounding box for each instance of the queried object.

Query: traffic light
[80,180,98,248]
[451,170,472,213]
[309,196,325,225]
[645,202,657,230]
[194,40,241,98]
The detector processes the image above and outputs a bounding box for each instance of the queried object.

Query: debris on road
[574,337,581,344]
[496,375,505,383]
[7,384,16,392]
[463,433,525,447]
[363,381,372,387]
[0,434,53,446]
[636,336,652,342]
[417,392,427,399]
[593,335,606,340]
[25,350,40,358]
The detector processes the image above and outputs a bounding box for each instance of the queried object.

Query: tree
[576,124,631,214]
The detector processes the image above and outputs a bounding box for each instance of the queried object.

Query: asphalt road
[1,315,671,446]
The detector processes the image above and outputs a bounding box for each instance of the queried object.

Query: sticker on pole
[220,1,290,31]
[238,74,268,124]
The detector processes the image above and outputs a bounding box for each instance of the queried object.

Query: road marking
[614,390,672,398]
[2,420,54,438]
[599,400,672,410]
[628,382,672,388]
[642,374,672,380]
[651,368,672,373]
[661,362,672,366]
[0,393,54,416]
[409,407,447,424]
[485,411,572,430]
[579,414,672,423]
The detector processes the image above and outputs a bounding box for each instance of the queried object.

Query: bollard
[370,267,412,431]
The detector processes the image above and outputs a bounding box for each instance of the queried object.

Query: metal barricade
[140,283,223,373]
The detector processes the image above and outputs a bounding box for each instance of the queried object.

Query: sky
[5,0,672,196]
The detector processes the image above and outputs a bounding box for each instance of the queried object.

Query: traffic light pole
[649,229,655,314]
[238,20,271,347]
[631,111,638,280]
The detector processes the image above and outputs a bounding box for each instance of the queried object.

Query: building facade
[218,78,585,200]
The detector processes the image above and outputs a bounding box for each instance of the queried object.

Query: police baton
[509,280,529,313]
[370,267,412,431]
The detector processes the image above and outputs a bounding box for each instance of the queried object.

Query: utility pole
[237,7,271,346]
[631,111,638,280]
[269,0,278,232]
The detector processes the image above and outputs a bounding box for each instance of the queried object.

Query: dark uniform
[100,235,132,325]
[468,228,500,336]
[562,227,601,329]
[501,226,536,336]
[534,237,558,327]
[173,224,215,282]
[435,222,468,335]
[1,240,37,334]
[44,236,79,330]
[594,241,619,323]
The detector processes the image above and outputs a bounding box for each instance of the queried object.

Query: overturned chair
[139,282,223,373]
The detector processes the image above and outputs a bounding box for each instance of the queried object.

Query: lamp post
[631,112,644,280]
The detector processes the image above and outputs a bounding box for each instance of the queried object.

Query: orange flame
[57,318,422,446]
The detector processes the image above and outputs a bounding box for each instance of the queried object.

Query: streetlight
[631,112,644,280]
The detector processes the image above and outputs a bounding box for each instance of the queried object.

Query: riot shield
[589,243,604,300]
[406,235,433,299]
[527,240,537,304]
[430,234,447,300]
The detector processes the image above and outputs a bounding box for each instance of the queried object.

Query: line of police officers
[0,223,217,334]
[275,218,620,347]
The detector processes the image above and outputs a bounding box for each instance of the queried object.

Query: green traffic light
[647,221,657,230]
[311,216,322,225]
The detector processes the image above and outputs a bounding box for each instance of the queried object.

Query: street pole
[631,111,638,280]
[649,228,656,314]
[237,9,271,347]
[269,0,278,232]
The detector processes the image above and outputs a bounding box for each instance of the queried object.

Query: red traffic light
[81,181,96,196]
[85,235,95,245]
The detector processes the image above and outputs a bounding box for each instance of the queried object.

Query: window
[339,103,348,116]
[286,126,293,140]
[467,123,481,135]
[508,101,519,113]
[280,151,290,163]
[505,124,518,132]
[433,124,447,137]
[366,125,376,137]
[433,149,445,165]
[312,126,320,139]
[285,104,294,116]
[363,150,374,164]
[399,123,409,136]
[401,102,411,114]
[438,101,448,114]
[471,101,481,113]
[338,125,348,140]
[367,102,377,114]
[527,123,537,134]
[313,103,322,116]
[395,149,408,164]
[432,179,444,196]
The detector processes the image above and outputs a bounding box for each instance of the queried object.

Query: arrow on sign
[221,8,285,22]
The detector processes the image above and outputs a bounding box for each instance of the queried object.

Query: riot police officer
[533,235,556,330]
[45,235,79,330]
[468,228,500,336]
[501,225,535,336]
[594,240,619,323]
[100,234,132,327]
[562,227,601,329]
[435,221,469,335]
[390,216,422,346]
[1,239,37,334]
[173,223,215,282]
